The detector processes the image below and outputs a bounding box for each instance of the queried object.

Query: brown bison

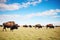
[46,24,54,28]
[29,25,32,28]
[23,25,28,28]
[3,21,20,31]
[34,24,42,29]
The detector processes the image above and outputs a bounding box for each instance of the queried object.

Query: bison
[3,21,20,31]
[34,24,42,29]
[46,24,54,28]
[23,25,28,28]
[28,25,32,28]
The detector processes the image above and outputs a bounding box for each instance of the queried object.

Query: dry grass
[0,27,60,40]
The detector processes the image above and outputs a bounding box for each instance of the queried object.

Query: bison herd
[0,21,58,31]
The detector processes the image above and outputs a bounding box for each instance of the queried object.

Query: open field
[0,27,60,40]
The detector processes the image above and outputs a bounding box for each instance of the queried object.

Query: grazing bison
[23,25,28,28]
[46,24,54,28]
[3,21,20,31]
[34,24,42,29]
[29,25,32,28]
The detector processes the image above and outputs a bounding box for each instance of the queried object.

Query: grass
[0,27,60,40]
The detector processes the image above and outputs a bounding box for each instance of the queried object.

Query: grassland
[0,27,60,40]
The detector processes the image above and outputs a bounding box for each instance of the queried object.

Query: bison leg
[38,26,42,29]
[10,28,14,31]
[3,27,7,31]
[46,26,49,29]
[10,29,13,32]
[35,27,37,29]
[50,26,54,29]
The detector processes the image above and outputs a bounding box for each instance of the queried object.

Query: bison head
[10,24,20,30]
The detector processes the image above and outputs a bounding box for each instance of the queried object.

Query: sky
[0,0,60,25]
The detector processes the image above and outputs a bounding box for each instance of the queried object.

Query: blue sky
[0,0,60,25]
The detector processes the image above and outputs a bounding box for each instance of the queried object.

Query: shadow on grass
[0,37,6,40]
[38,38,42,40]
[49,37,60,40]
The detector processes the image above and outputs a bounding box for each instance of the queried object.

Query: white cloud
[0,0,6,3]
[56,9,60,12]
[0,14,60,25]
[30,0,42,5]
[0,0,42,11]
[52,16,60,18]
[0,3,20,10]
[0,14,21,24]
[1,9,60,20]
[24,9,60,18]
[51,21,60,26]
[0,9,60,25]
